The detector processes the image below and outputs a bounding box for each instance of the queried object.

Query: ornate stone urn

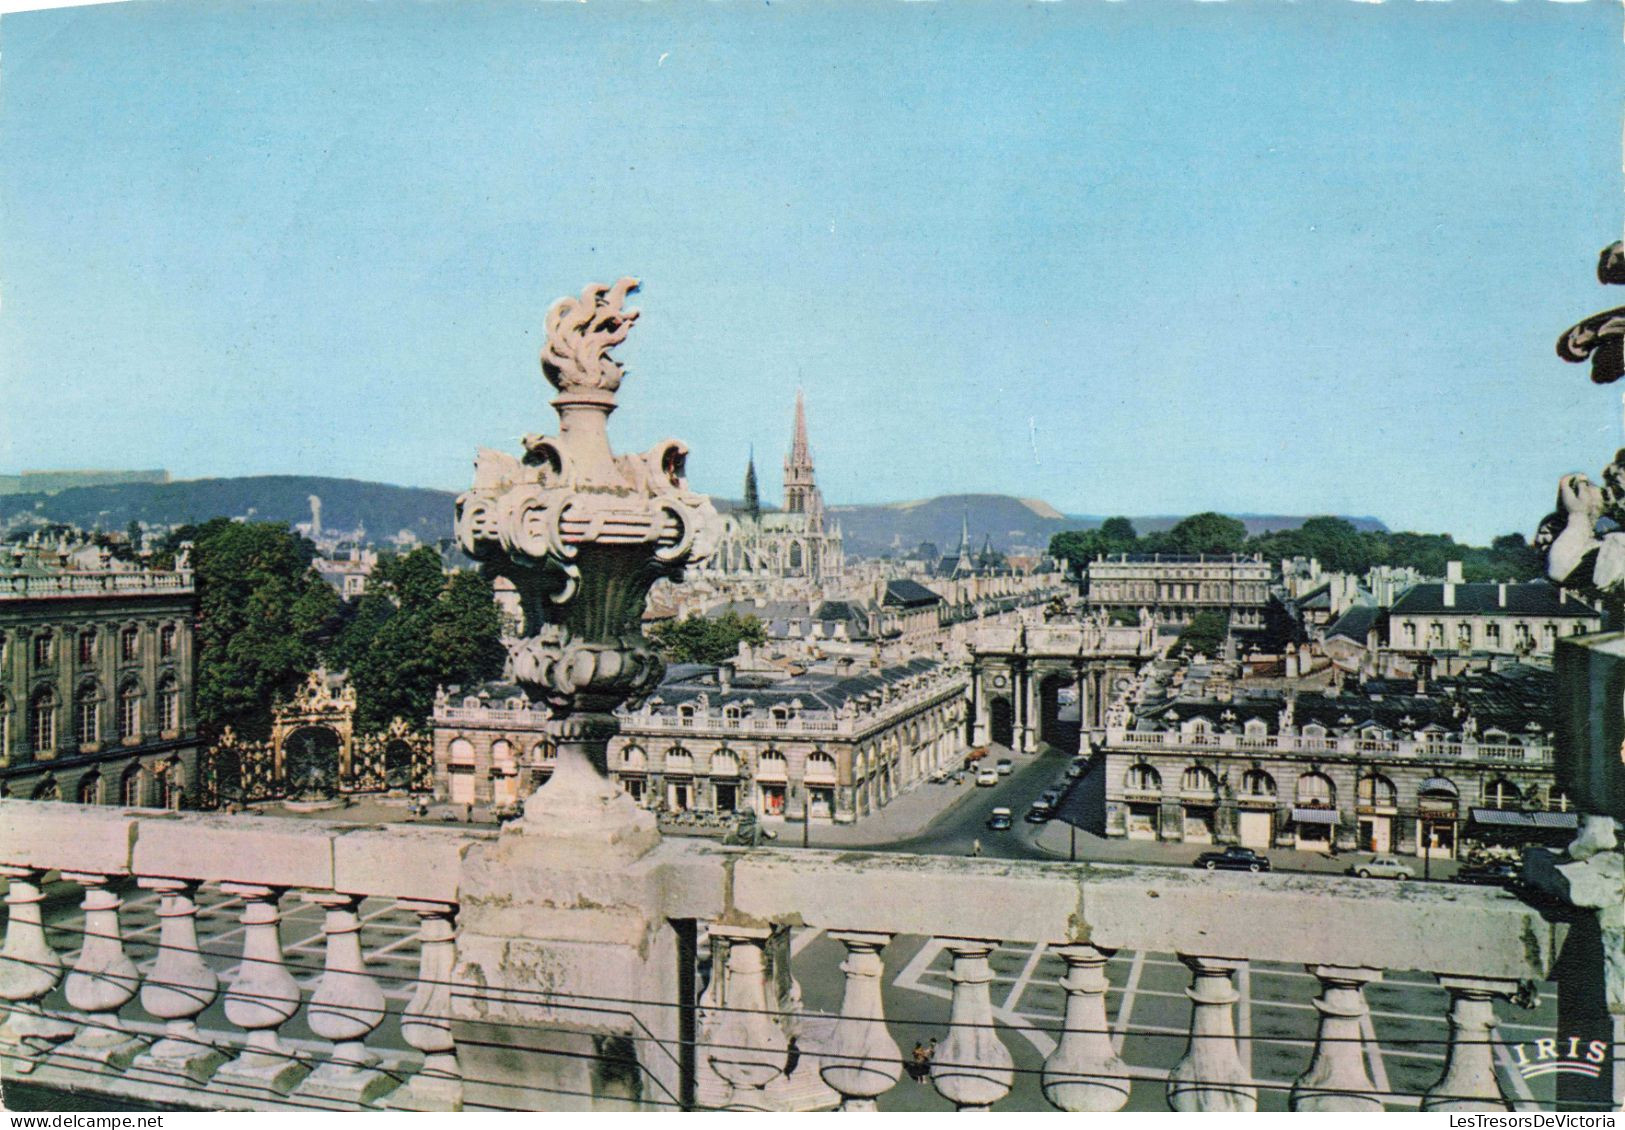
[454,278,719,837]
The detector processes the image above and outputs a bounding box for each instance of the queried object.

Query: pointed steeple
[790,388,811,464]
[959,507,971,555]
[783,389,823,529]
[743,447,761,521]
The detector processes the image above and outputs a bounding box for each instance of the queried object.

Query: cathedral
[703,392,845,582]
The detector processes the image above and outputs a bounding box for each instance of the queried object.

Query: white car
[995,758,1014,775]
[975,768,999,787]
[1350,854,1414,881]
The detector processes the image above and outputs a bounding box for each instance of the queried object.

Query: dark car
[1194,846,1271,873]
[1025,800,1054,823]
[1454,861,1520,887]
[986,807,1014,831]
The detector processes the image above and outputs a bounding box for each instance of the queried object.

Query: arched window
[1125,763,1161,792]
[449,738,476,766]
[806,751,837,782]
[118,682,142,740]
[155,761,184,810]
[1180,765,1219,794]
[491,740,515,773]
[30,688,56,753]
[1296,772,1335,808]
[758,750,789,780]
[121,766,145,807]
[1240,769,1275,798]
[665,745,694,772]
[532,741,557,764]
[76,680,101,745]
[77,773,102,805]
[711,749,740,777]
[619,745,647,771]
[1358,773,1397,808]
[32,776,60,801]
[158,674,180,732]
[1484,778,1521,811]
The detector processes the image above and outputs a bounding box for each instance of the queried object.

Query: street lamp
[791,784,810,849]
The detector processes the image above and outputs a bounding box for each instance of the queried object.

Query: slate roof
[883,579,943,608]
[1390,582,1599,619]
[1324,604,1381,643]
[642,656,943,714]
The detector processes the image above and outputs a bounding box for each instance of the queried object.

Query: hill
[0,476,458,543]
[830,494,1089,558]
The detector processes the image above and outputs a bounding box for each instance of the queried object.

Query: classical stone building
[429,683,556,808]
[1084,553,1272,633]
[0,563,198,807]
[701,392,845,582]
[1384,568,1601,659]
[608,656,967,823]
[1102,663,1569,858]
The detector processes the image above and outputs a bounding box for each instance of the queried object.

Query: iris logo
[1511,1037,1608,1080]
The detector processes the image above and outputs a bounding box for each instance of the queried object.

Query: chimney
[1443,583,1455,608]
[718,663,733,693]
[1497,583,1507,608]
[1446,560,1464,584]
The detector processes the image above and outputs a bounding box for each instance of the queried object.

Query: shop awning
[1468,808,1579,830]
[1292,807,1339,825]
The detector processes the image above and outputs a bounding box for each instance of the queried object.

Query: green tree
[1099,516,1138,547]
[342,553,507,732]
[647,612,768,665]
[1174,611,1230,658]
[190,519,339,740]
[1165,512,1248,556]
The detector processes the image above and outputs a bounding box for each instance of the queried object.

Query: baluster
[387,901,461,1111]
[1042,943,1130,1111]
[702,925,787,1111]
[1291,965,1383,1111]
[930,939,1013,1111]
[129,878,225,1083]
[0,866,73,1073]
[296,892,393,1104]
[214,884,307,1094]
[56,873,144,1068]
[1167,955,1256,1112]
[1421,976,1516,1111]
[819,931,901,1110]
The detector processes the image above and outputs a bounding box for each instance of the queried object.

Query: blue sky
[0,0,1620,544]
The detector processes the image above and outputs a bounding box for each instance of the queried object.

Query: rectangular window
[33,634,52,668]
[78,699,98,744]
[119,692,140,739]
[159,625,176,657]
[121,629,138,662]
[78,633,96,665]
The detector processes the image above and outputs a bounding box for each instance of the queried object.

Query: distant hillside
[0,476,458,542]
[830,494,1080,558]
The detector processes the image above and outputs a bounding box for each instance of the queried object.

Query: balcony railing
[0,571,195,599]
[0,798,1579,1113]
[1109,728,1553,766]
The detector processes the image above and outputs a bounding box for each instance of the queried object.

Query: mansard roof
[883,579,942,608]
[640,656,942,715]
[1324,603,1381,643]
[1389,581,1599,618]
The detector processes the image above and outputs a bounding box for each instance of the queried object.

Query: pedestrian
[910,1042,929,1083]
[971,838,982,858]
[785,1036,801,1079]
[466,802,474,823]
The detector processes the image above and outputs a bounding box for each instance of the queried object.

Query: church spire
[790,388,811,465]
[743,446,761,520]
[783,388,822,527]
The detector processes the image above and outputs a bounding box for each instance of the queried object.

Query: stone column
[129,878,224,1083]
[971,668,989,747]
[0,866,72,1073]
[930,939,1013,1111]
[1290,965,1383,1111]
[1166,955,1256,1112]
[819,931,901,1110]
[1042,943,1129,1111]
[1421,976,1517,1111]
[388,900,462,1111]
[701,925,787,1111]
[214,883,307,1095]
[56,872,144,1068]
[296,891,392,1104]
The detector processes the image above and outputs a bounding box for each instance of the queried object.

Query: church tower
[783,390,824,530]
[742,448,761,521]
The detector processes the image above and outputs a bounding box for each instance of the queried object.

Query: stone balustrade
[0,571,195,599]
[1111,727,1554,766]
[0,799,1569,1112]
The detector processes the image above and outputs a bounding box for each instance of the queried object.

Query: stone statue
[455,279,720,829]
[1538,464,1625,595]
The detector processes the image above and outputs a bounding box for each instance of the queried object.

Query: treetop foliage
[647,612,768,666]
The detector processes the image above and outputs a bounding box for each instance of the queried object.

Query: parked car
[1039,787,1062,806]
[975,768,1000,787]
[1350,854,1414,881]
[1065,761,1087,780]
[987,807,1013,831]
[1025,800,1054,823]
[1193,846,1271,873]
[995,758,1014,776]
[929,768,949,784]
[1453,860,1520,887]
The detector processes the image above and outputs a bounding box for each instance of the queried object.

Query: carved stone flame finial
[542,277,641,401]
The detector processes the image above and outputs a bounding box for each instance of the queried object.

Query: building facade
[1085,553,1272,632]
[1102,666,1568,858]
[1384,575,1601,659]
[0,566,199,807]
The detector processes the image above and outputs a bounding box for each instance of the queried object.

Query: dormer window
[724,705,741,723]
[678,704,696,727]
